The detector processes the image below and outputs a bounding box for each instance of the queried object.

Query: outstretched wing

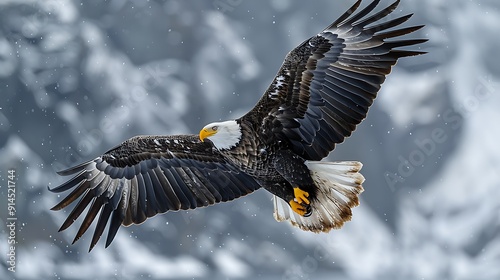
[50,135,261,251]
[242,0,427,160]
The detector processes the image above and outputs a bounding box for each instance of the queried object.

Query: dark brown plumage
[50,0,426,251]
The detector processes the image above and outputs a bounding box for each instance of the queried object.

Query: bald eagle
[50,0,426,251]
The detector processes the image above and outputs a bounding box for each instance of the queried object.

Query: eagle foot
[289,200,312,217]
[293,187,310,205]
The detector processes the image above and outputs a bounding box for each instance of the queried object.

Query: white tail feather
[273,161,365,232]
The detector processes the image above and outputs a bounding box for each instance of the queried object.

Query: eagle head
[199,120,242,150]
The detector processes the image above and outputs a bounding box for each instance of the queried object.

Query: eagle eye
[212,126,218,131]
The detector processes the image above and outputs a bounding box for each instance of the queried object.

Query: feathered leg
[272,150,316,216]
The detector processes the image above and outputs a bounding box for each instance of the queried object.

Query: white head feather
[200,120,242,150]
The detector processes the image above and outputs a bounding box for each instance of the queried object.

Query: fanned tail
[273,161,364,232]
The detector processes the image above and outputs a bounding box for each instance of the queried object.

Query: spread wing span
[50,135,261,251]
[244,0,427,160]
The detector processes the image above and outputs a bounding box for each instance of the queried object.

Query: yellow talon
[289,200,308,216]
[293,187,310,205]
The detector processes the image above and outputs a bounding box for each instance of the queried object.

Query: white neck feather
[205,120,242,150]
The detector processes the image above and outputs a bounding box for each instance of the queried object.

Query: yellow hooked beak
[199,127,217,142]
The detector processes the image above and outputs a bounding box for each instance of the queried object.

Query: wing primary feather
[383,39,429,49]
[181,167,211,207]
[109,179,125,210]
[161,166,193,210]
[222,172,244,199]
[315,125,337,150]
[56,160,94,176]
[337,57,393,70]
[171,167,198,209]
[228,172,258,194]
[328,65,385,87]
[325,77,374,107]
[50,179,89,210]
[105,210,123,248]
[49,169,87,193]
[175,167,207,207]
[141,172,159,213]
[390,49,427,58]
[317,119,345,144]
[88,172,106,191]
[154,167,182,210]
[353,0,400,28]
[295,140,321,159]
[94,176,111,198]
[72,196,104,244]
[190,168,222,203]
[147,168,170,212]
[325,69,380,95]
[134,171,147,210]
[343,39,427,56]
[299,115,320,144]
[89,203,112,252]
[321,86,366,121]
[106,180,131,244]
[213,172,236,201]
[325,0,362,29]
[126,176,140,225]
[322,81,368,113]
[123,200,134,226]
[374,25,425,40]
[58,189,93,232]
[339,0,380,27]
[320,106,355,136]
[365,14,413,34]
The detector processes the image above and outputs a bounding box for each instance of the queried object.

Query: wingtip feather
[326,0,363,29]
[56,160,95,176]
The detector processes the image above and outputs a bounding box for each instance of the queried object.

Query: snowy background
[1,0,499,279]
